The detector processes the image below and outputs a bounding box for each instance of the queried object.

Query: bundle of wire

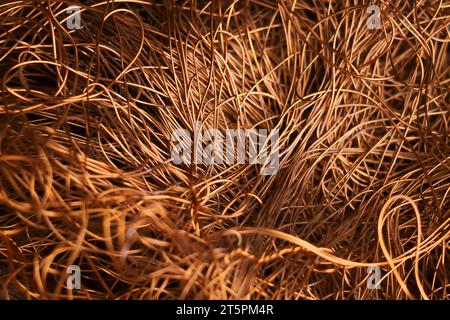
[0,0,449,299]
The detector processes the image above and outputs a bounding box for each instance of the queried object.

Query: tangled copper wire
[0,0,449,299]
